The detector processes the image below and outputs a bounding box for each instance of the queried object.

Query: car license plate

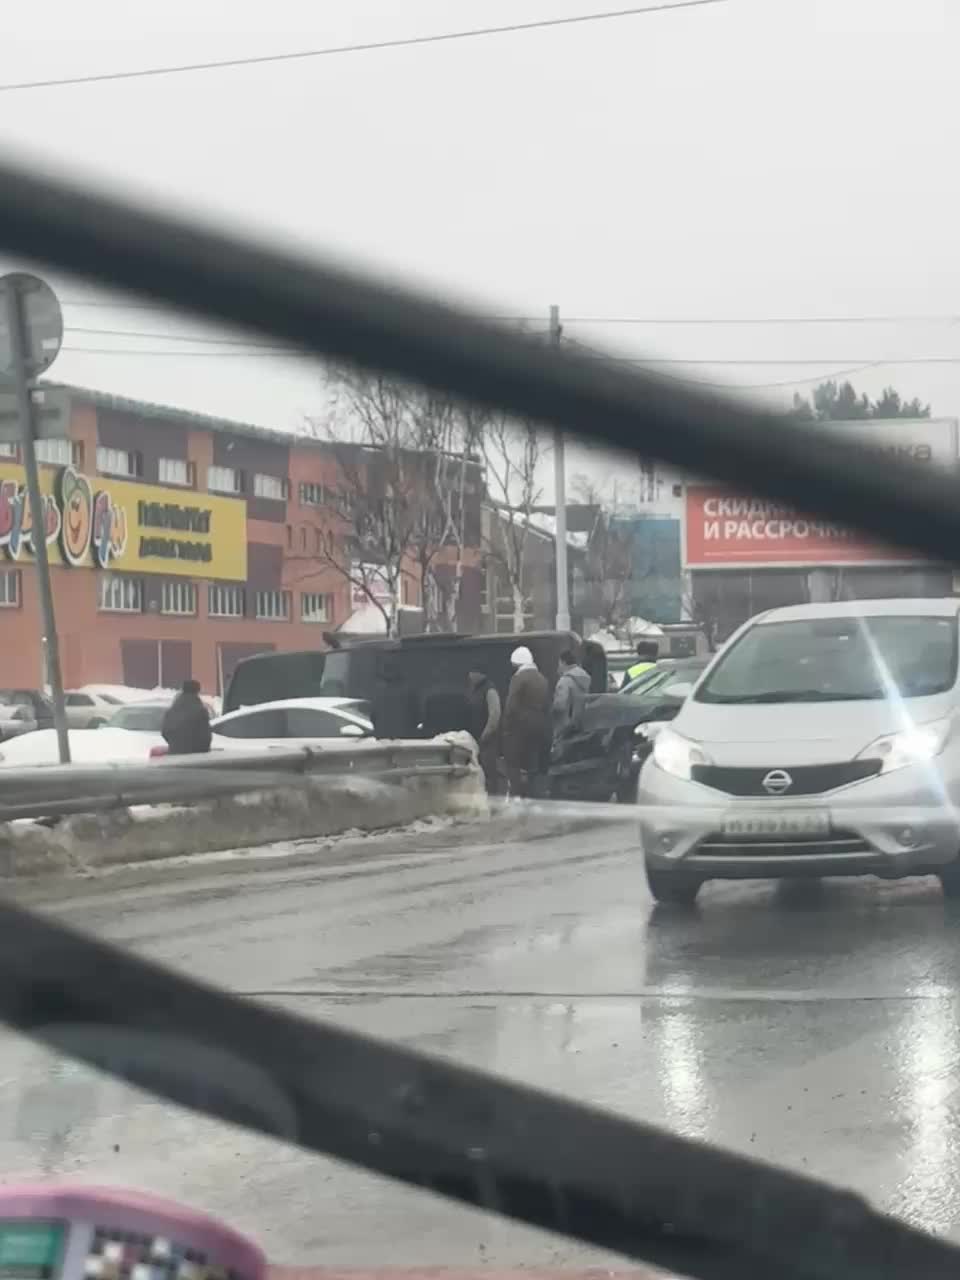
[720,811,830,838]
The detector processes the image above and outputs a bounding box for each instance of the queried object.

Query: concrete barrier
[0,735,487,879]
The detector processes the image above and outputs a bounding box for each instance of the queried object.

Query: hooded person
[502,645,550,798]
[552,648,591,743]
[161,679,212,756]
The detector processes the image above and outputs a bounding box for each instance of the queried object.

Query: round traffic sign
[0,272,63,378]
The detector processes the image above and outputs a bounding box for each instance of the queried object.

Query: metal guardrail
[0,739,476,823]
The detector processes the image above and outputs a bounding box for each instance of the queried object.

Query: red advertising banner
[684,485,923,568]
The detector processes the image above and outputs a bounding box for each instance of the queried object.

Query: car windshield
[5,3,960,1278]
[109,704,168,731]
[698,615,959,703]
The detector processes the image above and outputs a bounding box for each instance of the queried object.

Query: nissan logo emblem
[762,769,793,796]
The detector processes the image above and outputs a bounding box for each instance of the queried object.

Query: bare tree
[570,475,634,633]
[480,416,544,632]
[301,371,482,635]
[304,371,428,636]
[407,394,482,632]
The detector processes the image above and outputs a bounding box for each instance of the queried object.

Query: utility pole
[1,275,70,763]
[550,303,571,632]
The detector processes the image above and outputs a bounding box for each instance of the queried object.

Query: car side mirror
[339,723,365,738]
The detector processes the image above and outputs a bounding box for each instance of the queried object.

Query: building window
[253,473,288,501]
[159,457,191,487]
[255,590,291,621]
[34,438,72,466]
[161,580,197,615]
[299,482,325,507]
[208,584,245,617]
[98,574,143,613]
[286,524,293,550]
[301,592,332,623]
[314,527,323,554]
[0,443,17,459]
[97,446,140,477]
[207,465,243,494]
[0,569,20,608]
[299,526,308,552]
[72,441,84,469]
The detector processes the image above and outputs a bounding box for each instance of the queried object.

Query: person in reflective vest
[622,639,660,688]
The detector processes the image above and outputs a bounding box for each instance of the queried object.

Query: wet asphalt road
[3,806,960,1267]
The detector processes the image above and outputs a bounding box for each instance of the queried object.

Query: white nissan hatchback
[639,598,960,904]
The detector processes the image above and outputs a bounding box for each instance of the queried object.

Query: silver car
[639,598,960,904]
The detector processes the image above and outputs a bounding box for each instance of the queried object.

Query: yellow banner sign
[0,463,247,581]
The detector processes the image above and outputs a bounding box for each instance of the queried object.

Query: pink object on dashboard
[0,1185,265,1280]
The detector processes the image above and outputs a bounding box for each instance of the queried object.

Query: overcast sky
[2,0,957,498]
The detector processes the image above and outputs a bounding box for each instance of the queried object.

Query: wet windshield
[698,615,959,703]
[4,1,960,1276]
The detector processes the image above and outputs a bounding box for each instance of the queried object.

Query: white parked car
[0,697,373,766]
[0,726,163,767]
[63,690,123,729]
[207,696,373,746]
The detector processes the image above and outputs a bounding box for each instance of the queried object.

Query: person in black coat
[162,680,212,755]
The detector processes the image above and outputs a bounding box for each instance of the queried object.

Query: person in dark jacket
[161,680,212,756]
[372,659,419,739]
[466,668,502,794]
[551,649,591,748]
[502,645,550,798]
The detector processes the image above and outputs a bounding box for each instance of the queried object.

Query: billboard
[0,462,248,580]
[684,418,958,570]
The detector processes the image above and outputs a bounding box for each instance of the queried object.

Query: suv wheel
[646,866,701,906]
[938,859,960,898]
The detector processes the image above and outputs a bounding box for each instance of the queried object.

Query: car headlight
[652,727,711,780]
[858,717,951,775]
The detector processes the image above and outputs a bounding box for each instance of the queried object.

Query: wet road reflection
[6,809,960,1261]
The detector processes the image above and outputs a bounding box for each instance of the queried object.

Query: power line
[0,1,725,94]
[62,345,308,358]
[564,313,960,326]
[62,337,960,363]
[61,299,960,327]
[574,353,960,366]
[647,361,891,391]
[69,325,291,349]
[66,327,960,364]
[57,344,956,395]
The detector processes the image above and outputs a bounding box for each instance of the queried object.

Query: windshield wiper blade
[0,900,957,1280]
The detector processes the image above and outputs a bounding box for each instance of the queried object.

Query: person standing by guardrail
[466,668,501,794]
[161,680,213,756]
[502,646,549,799]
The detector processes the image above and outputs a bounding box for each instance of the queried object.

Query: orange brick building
[0,384,482,695]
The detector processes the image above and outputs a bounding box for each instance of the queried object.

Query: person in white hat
[502,645,550,798]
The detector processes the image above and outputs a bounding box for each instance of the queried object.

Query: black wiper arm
[0,899,957,1280]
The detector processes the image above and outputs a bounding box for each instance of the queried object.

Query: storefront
[0,457,249,691]
[683,418,959,640]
